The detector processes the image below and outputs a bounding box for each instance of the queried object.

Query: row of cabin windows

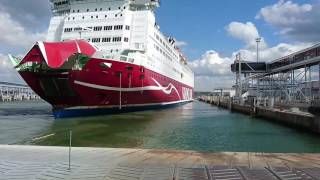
[67,14,123,21]
[64,25,129,33]
[54,1,68,6]
[64,28,73,32]
[154,32,178,60]
[114,25,123,30]
[154,44,173,62]
[71,6,126,13]
[90,37,129,43]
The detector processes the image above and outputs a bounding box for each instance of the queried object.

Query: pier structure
[231,43,320,110]
[0,81,39,102]
[200,43,320,133]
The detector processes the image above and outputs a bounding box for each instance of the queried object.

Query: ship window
[92,38,101,43]
[120,14,123,17]
[126,66,133,71]
[104,26,112,30]
[115,14,118,17]
[120,56,127,61]
[82,16,84,19]
[74,27,82,31]
[108,7,111,10]
[72,17,75,20]
[125,25,130,30]
[124,37,129,42]
[118,7,121,9]
[77,10,80,13]
[94,26,102,31]
[112,37,122,42]
[102,37,111,42]
[100,8,102,11]
[114,25,123,30]
[128,58,134,63]
[95,8,97,11]
[87,9,89,12]
[68,17,70,20]
[73,10,75,13]
[91,16,93,19]
[96,15,98,18]
[64,28,73,32]
[105,15,107,18]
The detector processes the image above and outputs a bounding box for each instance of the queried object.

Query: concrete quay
[199,96,320,134]
[1,145,320,179]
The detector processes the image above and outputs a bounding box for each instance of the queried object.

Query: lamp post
[256,37,262,62]
[256,37,262,105]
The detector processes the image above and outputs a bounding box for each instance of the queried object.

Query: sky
[0,0,319,91]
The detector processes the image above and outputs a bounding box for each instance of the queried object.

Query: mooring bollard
[68,130,72,170]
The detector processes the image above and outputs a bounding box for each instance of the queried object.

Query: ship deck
[1,145,320,179]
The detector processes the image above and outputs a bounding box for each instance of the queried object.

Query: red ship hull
[17,41,194,118]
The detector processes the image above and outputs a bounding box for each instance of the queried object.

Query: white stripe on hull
[74,77,181,99]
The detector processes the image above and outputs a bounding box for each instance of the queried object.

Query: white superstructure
[48,0,194,87]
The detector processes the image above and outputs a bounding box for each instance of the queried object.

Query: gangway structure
[231,43,320,109]
[0,81,39,102]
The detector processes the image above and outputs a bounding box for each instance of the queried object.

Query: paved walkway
[1,145,320,179]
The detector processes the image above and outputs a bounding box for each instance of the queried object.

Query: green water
[1,101,320,152]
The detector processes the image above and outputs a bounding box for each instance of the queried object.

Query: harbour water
[1,101,320,153]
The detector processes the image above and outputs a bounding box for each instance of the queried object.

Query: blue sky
[0,0,319,90]
[156,0,315,59]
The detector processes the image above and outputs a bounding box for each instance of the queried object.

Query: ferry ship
[10,0,194,118]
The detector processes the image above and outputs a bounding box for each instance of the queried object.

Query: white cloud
[256,0,312,26]
[256,0,320,42]
[0,54,23,83]
[175,40,188,47]
[226,22,267,50]
[190,50,233,77]
[0,11,47,50]
[189,51,235,91]
[0,0,51,31]
[0,1,48,83]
